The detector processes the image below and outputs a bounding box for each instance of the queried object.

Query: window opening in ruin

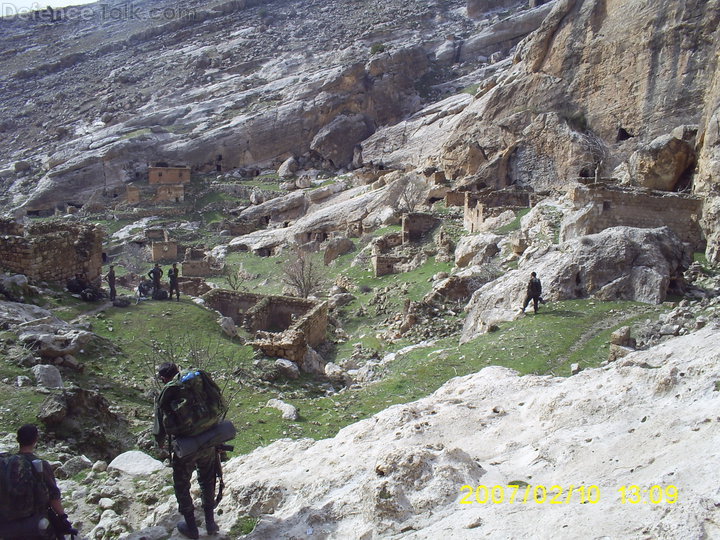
[602,200,611,211]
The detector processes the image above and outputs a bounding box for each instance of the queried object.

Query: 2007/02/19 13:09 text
[459,484,679,505]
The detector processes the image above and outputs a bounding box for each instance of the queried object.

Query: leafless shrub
[281,246,326,298]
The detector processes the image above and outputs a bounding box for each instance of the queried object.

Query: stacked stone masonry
[562,184,703,247]
[402,212,440,243]
[464,189,534,233]
[0,219,103,284]
[202,289,328,362]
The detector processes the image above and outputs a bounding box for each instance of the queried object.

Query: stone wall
[181,260,215,277]
[155,184,185,203]
[372,232,404,255]
[372,255,407,277]
[0,220,103,284]
[0,218,23,236]
[151,241,178,262]
[444,191,466,207]
[203,289,328,362]
[148,167,190,185]
[126,185,140,204]
[402,212,440,243]
[561,184,704,247]
[464,189,534,232]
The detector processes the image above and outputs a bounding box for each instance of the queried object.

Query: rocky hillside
[1,0,720,538]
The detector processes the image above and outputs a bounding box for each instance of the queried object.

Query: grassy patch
[496,208,532,235]
[461,83,480,95]
[230,516,259,536]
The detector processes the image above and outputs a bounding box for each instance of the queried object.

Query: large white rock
[454,233,502,267]
[108,451,165,476]
[31,365,63,388]
[266,399,299,421]
[462,226,690,340]
[213,325,720,539]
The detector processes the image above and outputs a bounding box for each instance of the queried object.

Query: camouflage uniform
[153,379,217,517]
[171,446,217,515]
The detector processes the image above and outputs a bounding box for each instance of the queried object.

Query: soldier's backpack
[0,453,50,536]
[157,370,227,437]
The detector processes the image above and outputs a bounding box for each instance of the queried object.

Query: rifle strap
[214,449,225,507]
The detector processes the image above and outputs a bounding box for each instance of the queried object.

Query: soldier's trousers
[172,446,217,514]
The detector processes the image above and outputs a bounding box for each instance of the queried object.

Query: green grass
[120,128,151,140]
[461,83,480,95]
[230,516,259,536]
[496,208,532,235]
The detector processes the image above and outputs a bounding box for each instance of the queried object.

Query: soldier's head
[17,424,39,449]
[172,263,177,269]
[157,362,179,383]
[531,272,537,278]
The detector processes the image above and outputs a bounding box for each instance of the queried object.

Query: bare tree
[395,175,428,213]
[281,246,326,298]
[140,335,242,397]
[223,265,244,291]
[117,242,150,275]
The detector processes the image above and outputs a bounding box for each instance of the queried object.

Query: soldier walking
[153,363,222,539]
[521,271,543,314]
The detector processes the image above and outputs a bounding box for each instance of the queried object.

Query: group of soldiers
[103,262,181,302]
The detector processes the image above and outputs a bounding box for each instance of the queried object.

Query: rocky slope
[39,322,719,539]
[214,324,720,539]
[0,0,509,212]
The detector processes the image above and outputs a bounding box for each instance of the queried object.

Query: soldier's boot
[177,511,199,540]
[204,507,220,535]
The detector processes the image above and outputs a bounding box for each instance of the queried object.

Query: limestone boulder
[628,134,695,191]
[277,157,298,178]
[19,327,94,359]
[425,265,498,303]
[310,114,372,168]
[58,455,93,478]
[31,364,64,388]
[219,316,238,338]
[275,358,300,380]
[323,236,355,265]
[302,347,326,376]
[0,300,57,326]
[462,226,690,340]
[454,234,502,267]
[266,399,299,421]
[108,451,165,476]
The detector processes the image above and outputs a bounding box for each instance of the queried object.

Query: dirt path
[549,304,653,372]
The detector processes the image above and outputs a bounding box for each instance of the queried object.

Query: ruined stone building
[181,247,223,277]
[126,165,191,205]
[0,219,103,283]
[463,189,535,233]
[560,184,704,248]
[148,229,178,263]
[203,289,328,363]
[402,212,440,243]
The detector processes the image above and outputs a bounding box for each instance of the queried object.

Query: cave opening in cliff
[616,127,634,141]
